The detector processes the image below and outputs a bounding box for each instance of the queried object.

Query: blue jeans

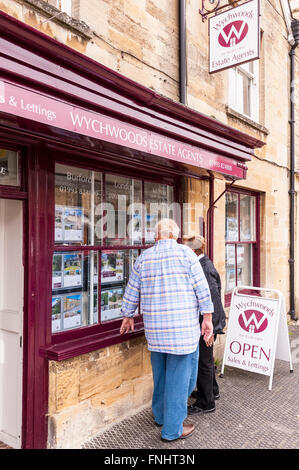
[150,345,199,441]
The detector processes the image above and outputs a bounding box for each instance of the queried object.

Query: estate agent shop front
[0,11,264,449]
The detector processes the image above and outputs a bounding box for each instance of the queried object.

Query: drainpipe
[179,0,187,104]
[289,19,299,320]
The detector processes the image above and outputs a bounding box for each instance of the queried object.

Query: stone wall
[48,336,153,448]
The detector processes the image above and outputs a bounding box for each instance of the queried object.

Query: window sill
[24,0,93,39]
[40,324,145,361]
[226,106,269,136]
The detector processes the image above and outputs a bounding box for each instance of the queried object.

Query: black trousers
[195,335,219,409]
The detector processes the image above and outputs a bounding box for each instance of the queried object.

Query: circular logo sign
[238,309,268,334]
[218,21,249,48]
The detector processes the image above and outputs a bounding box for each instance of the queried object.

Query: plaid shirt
[121,239,214,355]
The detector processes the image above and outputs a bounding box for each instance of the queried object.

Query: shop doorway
[0,198,24,449]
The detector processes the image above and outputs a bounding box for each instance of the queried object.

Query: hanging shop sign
[0,80,245,179]
[220,286,293,390]
[209,0,260,73]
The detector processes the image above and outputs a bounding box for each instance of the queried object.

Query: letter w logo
[218,21,248,48]
[238,309,268,334]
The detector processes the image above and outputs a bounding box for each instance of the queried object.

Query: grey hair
[183,234,205,251]
[155,218,180,240]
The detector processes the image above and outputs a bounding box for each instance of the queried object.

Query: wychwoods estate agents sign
[209,0,260,73]
[221,287,293,391]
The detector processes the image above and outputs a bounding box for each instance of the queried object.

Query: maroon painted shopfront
[0,11,264,449]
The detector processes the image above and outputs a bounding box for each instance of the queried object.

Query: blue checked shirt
[121,239,214,355]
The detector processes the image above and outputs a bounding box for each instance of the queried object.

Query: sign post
[209,0,260,73]
[220,286,293,390]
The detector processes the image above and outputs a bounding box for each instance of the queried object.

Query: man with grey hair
[120,218,214,442]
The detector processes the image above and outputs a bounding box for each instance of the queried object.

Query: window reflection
[181,177,209,237]
[55,164,102,245]
[0,149,19,186]
[237,244,252,286]
[225,244,236,292]
[105,174,142,246]
[144,182,174,244]
[240,195,256,241]
[225,192,238,241]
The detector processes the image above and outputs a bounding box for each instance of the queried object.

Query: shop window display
[52,163,175,334]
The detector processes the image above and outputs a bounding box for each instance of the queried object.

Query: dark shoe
[161,423,195,442]
[188,401,216,415]
[154,422,162,427]
[190,390,198,399]
[214,393,220,400]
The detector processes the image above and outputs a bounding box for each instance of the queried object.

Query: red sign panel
[0,80,245,178]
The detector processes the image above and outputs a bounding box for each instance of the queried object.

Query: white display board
[221,286,293,390]
[209,0,260,73]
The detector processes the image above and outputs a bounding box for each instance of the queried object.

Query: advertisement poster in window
[131,213,142,244]
[55,205,84,243]
[101,252,124,284]
[52,253,83,289]
[52,254,63,289]
[226,245,235,265]
[55,206,64,242]
[226,268,235,291]
[226,217,238,241]
[101,288,123,322]
[52,296,62,332]
[64,207,84,242]
[145,214,156,244]
[63,293,82,330]
[63,253,83,288]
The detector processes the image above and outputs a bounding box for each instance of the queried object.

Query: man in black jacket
[183,234,226,414]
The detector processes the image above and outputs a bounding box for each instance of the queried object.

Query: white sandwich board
[220,286,293,390]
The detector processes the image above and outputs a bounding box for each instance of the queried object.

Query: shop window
[0,149,20,187]
[229,60,259,121]
[225,190,259,306]
[52,163,175,337]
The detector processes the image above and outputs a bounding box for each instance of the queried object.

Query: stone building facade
[0,0,298,449]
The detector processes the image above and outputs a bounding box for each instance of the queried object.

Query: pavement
[82,324,299,450]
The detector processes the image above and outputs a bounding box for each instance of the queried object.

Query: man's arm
[120,258,141,334]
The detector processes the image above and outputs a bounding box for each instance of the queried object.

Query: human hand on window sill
[120,317,135,334]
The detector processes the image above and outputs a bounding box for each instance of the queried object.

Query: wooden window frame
[224,187,260,307]
[229,60,259,122]
[43,150,187,359]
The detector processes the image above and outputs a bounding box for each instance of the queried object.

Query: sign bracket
[199,0,242,22]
